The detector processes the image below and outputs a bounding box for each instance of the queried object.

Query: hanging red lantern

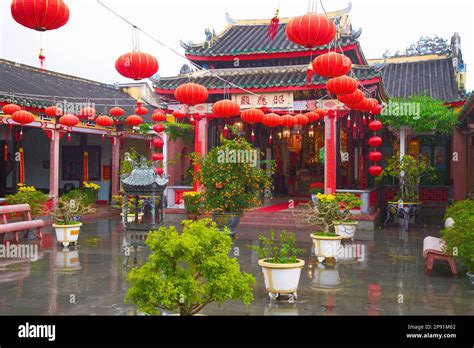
[109,107,125,117]
[285,13,336,48]
[95,115,114,127]
[79,107,96,118]
[152,153,164,161]
[295,113,309,126]
[312,52,352,78]
[261,113,281,128]
[44,106,62,117]
[155,167,164,176]
[2,104,22,115]
[349,98,372,112]
[174,82,208,105]
[153,137,164,149]
[125,115,143,127]
[59,114,79,127]
[338,89,364,106]
[115,51,159,80]
[326,76,358,96]
[369,165,383,177]
[135,106,148,116]
[281,114,298,127]
[172,110,186,119]
[12,110,34,125]
[212,99,240,117]
[368,120,383,132]
[241,108,264,124]
[304,111,319,123]
[368,151,382,162]
[368,136,382,147]
[372,104,383,115]
[153,123,165,133]
[11,0,70,31]
[152,111,167,122]
[366,98,379,112]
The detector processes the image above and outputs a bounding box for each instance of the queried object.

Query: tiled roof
[121,162,168,189]
[0,59,153,117]
[380,57,462,101]
[155,64,381,91]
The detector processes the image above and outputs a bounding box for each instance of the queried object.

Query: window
[62,146,101,181]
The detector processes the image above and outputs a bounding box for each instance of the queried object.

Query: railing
[382,186,453,203]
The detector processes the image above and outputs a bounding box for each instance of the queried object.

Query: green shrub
[183,191,202,214]
[125,219,255,315]
[249,230,304,264]
[6,185,49,217]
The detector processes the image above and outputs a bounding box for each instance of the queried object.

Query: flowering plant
[309,182,324,194]
[183,191,202,215]
[83,181,100,190]
[6,185,49,217]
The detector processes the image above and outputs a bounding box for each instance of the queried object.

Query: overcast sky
[0,0,472,91]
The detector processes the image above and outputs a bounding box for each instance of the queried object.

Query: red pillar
[49,129,60,206]
[324,112,337,194]
[193,116,207,191]
[111,138,120,196]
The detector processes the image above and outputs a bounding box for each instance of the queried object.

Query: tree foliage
[125,219,255,315]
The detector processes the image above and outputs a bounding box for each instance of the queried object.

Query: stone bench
[0,204,44,243]
[423,236,458,276]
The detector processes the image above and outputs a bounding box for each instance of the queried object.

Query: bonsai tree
[377,155,436,202]
[193,137,274,214]
[6,184,49,217]
[125,219,255,315]
[249,230,304,263]
[441,200,474,273]
[52,196,96,225]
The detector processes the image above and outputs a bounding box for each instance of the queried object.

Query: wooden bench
[423,236,458,276]
[0,204,44,243]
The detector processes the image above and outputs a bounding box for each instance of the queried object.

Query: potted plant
[113,195,144,223]
[183,191,202,220]
[332,193,362,239]
[441,199,474,283]
[51,196,95,248]
[6,184,49,218]
[193,137,274,236]
[309,182,324,205]
[249,230,305,300]
[125,219,255,315]
[82,181,100,205]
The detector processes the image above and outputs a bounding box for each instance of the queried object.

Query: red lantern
[95,115,114,127]
[11,0,69,31]
[212,99,240,117]
[312,52,352,78]
[152,153,164,161]
[59,114,79,127]
[368,120,383,132]
[368,151,382,162]
[153,137,164,149]
[12,110,34,125]
[174,82,208,106]
[2,104,22,115]
[109,107,125,117]
[349,98,372,112]
[366,98,379,112]
[304,111,319,123]
[372,104,383,115]
[172,110,186,119]
[241,108,264,124]
[369,165,383,177]
[281,114,297,127]
[126,115,143,127]
[368,136,382,147]
[338,90,364,106]
[79,107,96,118]
[135,106,148,116]
[155,167,164,176]
[115,51,159,80]
[326,76,358,96]
[152,111,167,122]
[295,113,309,126]
[153,123,165,133]
[261,113,281,127]
[285,13,336,48]
[45,106,62,117]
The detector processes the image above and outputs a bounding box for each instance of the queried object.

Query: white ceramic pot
[120,212,144,223]
[258,259,305,300]
[53,223,82,248]
[310,233,343,263]
[334,221,358,239]
[55,248,81,271]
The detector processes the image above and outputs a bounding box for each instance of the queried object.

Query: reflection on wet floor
[0,218,473,315]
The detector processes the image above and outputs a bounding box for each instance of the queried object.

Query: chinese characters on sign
[232,92,294,109]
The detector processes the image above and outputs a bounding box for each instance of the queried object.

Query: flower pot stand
[384,201,423,230]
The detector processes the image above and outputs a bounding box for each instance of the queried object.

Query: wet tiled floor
[0,218,473,315]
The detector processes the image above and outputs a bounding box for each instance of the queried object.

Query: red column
[324,112,337,194]
[193,116,207,191]
[111,138,120,196]
[49,129,60,206]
